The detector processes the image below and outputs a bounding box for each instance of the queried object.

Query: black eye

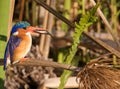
[23,27,26,29]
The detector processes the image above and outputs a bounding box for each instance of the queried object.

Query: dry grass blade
[19,0,25,21]
[90,0,120,50]
[39,0,50,55]
[84,32,120,58]
[77,59,120,89]
[34,0,120,59]
[43,0,55,59]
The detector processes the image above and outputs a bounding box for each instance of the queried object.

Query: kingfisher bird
[4,21,48,70]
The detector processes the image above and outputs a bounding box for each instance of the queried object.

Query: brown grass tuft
[77,59,120,89]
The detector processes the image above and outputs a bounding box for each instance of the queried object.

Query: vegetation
[0,0,120,89]
[58,4,99,89]
[0,0,13,89]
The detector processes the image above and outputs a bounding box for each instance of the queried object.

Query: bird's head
[11,21,30,35]
[11,21,49,38]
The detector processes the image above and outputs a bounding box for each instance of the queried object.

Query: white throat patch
[26,32,30,35]
[13,31,19,36]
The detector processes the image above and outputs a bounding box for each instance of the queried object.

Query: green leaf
[0,66,5,89]
[58,3,99,89]
[0,0,12,88]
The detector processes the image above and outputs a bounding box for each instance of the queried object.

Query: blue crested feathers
[11,21,30,34]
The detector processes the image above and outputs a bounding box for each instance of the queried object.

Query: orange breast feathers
[12,29,32,62]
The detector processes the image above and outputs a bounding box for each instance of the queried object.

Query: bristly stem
[58,4,99,89]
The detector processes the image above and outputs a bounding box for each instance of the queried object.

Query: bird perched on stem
[4,21,49,70]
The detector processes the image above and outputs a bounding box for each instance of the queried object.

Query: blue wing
[3,36,21,70]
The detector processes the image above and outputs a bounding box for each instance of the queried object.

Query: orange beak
[26,26,46,33]
[26,26,53,37]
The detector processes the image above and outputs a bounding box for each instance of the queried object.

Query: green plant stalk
[57,47,69,63]
[32,0,37,25]
[25,0,30,21]
[58,56,80,89]
[58,51,64,63]
[111,0,117,35]
[0,0,13,88]
[77,0,83,15]
[64,4,98,65]
[58,4,99,89]
[62,0,71,31]
[82,0,85,14]
[0,1,11,58]
[0,67,5,88]
[112,55,117,65]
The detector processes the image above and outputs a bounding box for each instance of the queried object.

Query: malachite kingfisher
[4,21,48,70]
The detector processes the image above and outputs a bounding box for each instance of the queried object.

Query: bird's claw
[20,58,30,62]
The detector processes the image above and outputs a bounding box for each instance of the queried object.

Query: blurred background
[0,0,120,89]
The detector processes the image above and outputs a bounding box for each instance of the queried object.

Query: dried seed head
[77,59,120,89]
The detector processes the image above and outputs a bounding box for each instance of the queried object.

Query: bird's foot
[12,60,20,64]
[12,58,30,64]
[6,65,14,71]
[20,58,30,62]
